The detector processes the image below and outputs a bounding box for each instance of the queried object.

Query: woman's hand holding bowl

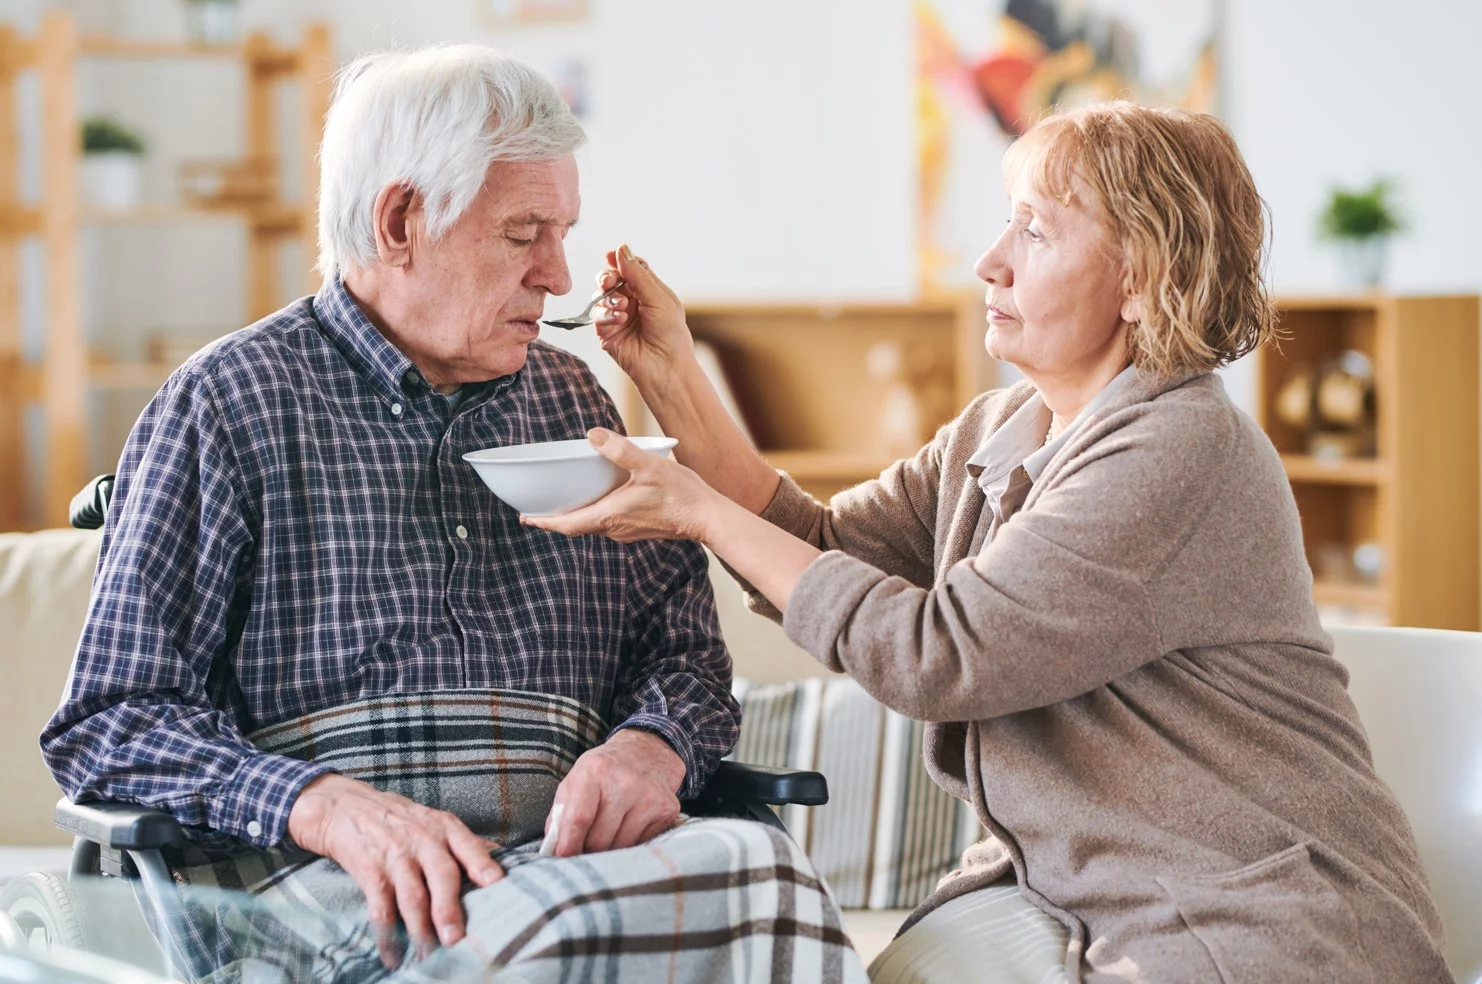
[521,428,723,544]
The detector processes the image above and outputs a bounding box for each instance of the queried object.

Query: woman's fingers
[585,428,650,469]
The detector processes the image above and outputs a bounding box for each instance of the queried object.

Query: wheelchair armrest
[55,798,186,851]
[69,474,115,530]
[702,761,828,806]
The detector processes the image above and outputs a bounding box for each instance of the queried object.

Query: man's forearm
[43,702,331,847]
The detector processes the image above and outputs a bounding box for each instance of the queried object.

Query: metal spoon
[542,281,625,330]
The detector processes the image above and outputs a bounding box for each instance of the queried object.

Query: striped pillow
[729,676,982,909]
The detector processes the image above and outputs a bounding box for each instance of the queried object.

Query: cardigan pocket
[1156,842,1373,984]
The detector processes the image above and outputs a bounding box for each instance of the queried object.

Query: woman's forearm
[634,360,781,516]
[700,494,821,613]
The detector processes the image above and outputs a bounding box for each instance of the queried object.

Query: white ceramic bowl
[463,436,678,517]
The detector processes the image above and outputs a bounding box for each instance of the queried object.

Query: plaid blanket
[148,689,865,983]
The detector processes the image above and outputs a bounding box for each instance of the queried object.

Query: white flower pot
[81,152,143,212]
[1334,237,1390,290]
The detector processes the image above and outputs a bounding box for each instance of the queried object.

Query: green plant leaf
[80,116,146,155]
[1318,178,1402,240]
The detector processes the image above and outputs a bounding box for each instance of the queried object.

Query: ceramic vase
[1334,236,1390,290]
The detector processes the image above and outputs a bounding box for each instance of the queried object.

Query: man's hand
[287,774,503,968]
[548,729,686,857]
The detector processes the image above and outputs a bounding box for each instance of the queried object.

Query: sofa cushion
[0,529,101,845]
[731,676,982,910]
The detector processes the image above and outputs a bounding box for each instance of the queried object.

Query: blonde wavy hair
[1003,101,1276,376]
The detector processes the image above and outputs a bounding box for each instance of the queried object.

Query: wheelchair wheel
[0,871,97,952]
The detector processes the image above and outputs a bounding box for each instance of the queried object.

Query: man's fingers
[448,825,504,887]
[388,850,436,955]
[635,811,681,848]
[608,801,663,852]
[555,787,601,857]
[582,796,627,854]
[418,845,468,948]
[362,870,404,969]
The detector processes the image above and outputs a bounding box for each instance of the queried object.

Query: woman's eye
[1023,223,1043,241]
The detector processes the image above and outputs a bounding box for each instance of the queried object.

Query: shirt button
[455,525,469,540]
[246,819,263,838]
[390,402,403,416]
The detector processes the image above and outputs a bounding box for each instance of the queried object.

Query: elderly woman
[528,103,1451,983]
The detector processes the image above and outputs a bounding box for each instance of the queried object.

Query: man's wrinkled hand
[548,729,686,857]
[287,774,503,968]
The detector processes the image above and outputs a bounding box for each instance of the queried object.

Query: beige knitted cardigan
[745,368,1451,983]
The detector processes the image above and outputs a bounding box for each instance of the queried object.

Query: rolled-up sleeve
[39,372,330,848]
[610,538,739,799]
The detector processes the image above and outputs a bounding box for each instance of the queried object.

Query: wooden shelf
[1271,294,1386,313]
[77,36,303,73]
[82,204,303,233]
[1280,454,1390,486]
[86,357,176,391]
[78,36,244,59]
[1311,580,1387,610]
[764,450,896,484]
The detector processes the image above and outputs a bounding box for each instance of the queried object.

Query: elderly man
[42,45,863,983]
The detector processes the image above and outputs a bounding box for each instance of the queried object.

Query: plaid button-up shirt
[41,279,738,848]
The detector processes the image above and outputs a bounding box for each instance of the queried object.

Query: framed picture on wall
[480,0,591,26]
[915,0,1221,291]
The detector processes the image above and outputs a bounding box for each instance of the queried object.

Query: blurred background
[0,0,1476,508]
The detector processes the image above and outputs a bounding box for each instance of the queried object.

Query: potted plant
[1318,179,1403,289]
[80,116,146,212]
[185,0,240,45]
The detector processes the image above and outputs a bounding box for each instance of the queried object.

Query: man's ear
[372,182,422,269]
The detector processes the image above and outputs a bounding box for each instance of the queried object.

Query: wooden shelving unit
[0,13,333,530]
[1257,294,1480,629]
[619,295,995,500]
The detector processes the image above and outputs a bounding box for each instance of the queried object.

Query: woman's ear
[372,182,422,269]
[1120,292,1144,326]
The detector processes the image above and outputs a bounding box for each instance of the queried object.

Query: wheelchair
[0,474,828,981]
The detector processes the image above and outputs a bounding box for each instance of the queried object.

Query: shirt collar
[1023,363,1136,482]
[965,390,1051,486]
[312,277,418,405]
[967,363,1137,489]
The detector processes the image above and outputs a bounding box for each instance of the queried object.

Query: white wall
[5,0,1481,466]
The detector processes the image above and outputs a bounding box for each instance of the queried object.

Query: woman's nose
[975,229,1013,286]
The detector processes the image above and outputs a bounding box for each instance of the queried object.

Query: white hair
[316,45,587,277]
